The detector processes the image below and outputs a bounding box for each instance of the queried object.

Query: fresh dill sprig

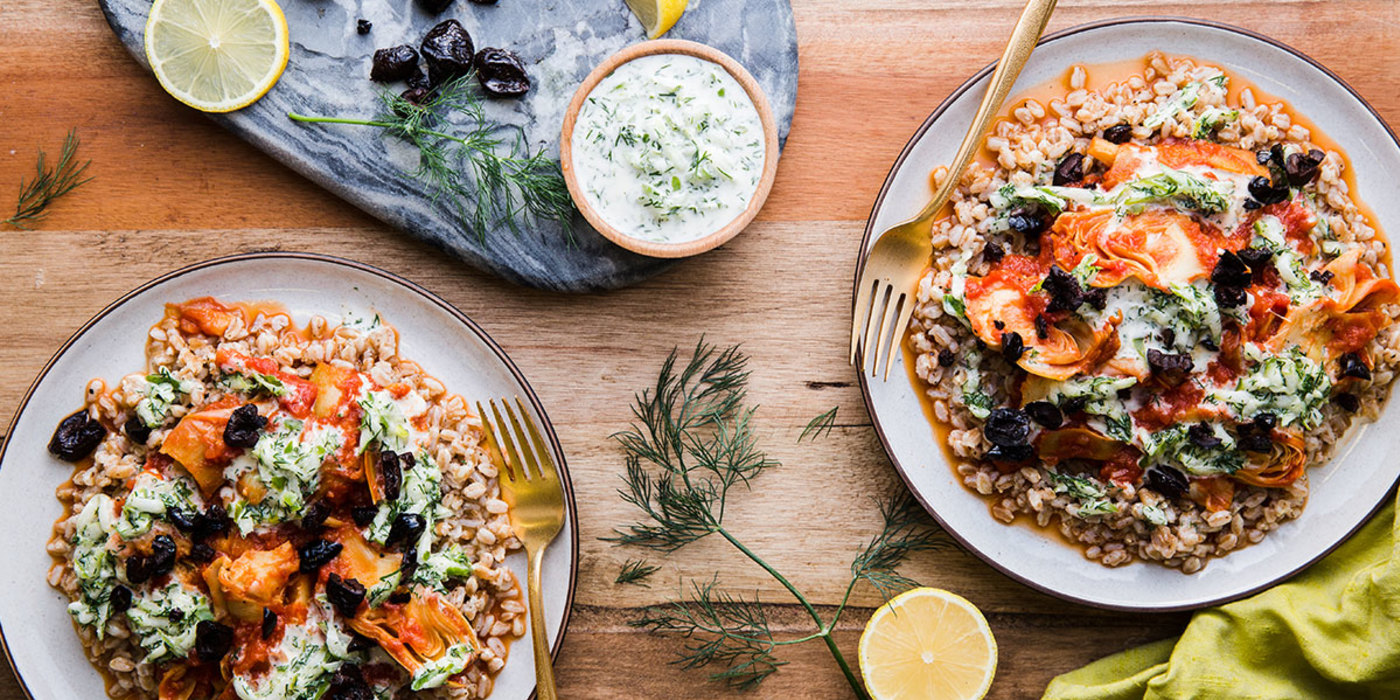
[798,406,839,442]
[287,76,574,242]
[4,129,92,230]
[615,558,661,586]
[611,342,948,697]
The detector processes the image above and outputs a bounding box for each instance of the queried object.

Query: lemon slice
[144,0,290,113]
[858,588,998,700]
[624,0,688,39]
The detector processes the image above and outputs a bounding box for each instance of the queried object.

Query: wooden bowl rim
[559,39,781,259]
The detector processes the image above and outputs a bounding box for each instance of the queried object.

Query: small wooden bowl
[559,39,781,259]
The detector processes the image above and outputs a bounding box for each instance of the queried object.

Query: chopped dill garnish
[4,129,92,230]
[798,406,839,442]
[616,558,661,586]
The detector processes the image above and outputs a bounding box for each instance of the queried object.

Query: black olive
[388,590,412,605]
[149,535,177,578]
[1147,349,1194,386]
[1081,287,1108,310]
[1309,269,1335,285]
[1243,198,1263,211]
[1034,314,1049,340]
[191,504,229,542]
[937,349,955,367]
[356,19,372,35]
[984,408,1030,447]
[168,608,185,623]
[1248,175,1290,205]
[386,513,426,549]
[298,539,343,573]
[1000,332,1025,363]
[1237,247,1272,270]
[351,505,379,527]
[993,320,1005,330]
[1214,284,1248,308]
[1102,124,1133,144]
[1145,465,1188,499]
[1060,396,1089,415]
[123,415,152,445]
[1334,392,1361,412]
[1256,149,1273,166]
[1238,429,1273,453]
[1284,149,1325,186]
[1052,153,1085,186]
[326,665,374,700]
[1160,327,1176,347]
[1040,266,1084,313]
[475,47,531,98]
[347,633,374,653]
[124,554,153,584]
[400,453,416,470]
[415,0,455,13]
[223,404,267,449]
[195,620,235,662]
[1024,401,1063,429]
[261,607,277,640]
[985,443,1036,462]
[168,507,196,531]
[1187,422,1222,449]
[399,545,418,576]
[108,585,133,613]
[1201,338,1219,352]
[326,574,367,618]
[1116,387,1134,400]
[421,20,475,85]
[399,87,431,108]
[379,451,402,503]
[1253,412,1278,432]
[405,68,432,91]
[982,241,1004,264]
[301,500,330,532]
[49,410,106,462]
[1211,251,1253,289]
[1006,206,1048,238]
[370,45,421,83]
[187,542,216,564]
[1338,352,1372,380]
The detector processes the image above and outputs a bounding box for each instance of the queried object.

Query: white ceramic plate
[0,253,577,697]
[858,18,1400,611]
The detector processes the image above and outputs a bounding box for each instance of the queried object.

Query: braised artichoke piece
[475,47,531,98]
[421,20,474,85]
[49,409,106,462]
[371,45,420,83]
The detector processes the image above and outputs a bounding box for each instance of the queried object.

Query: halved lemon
[624,0,688,39]
[144,0,290,113]
[858,588,998,700]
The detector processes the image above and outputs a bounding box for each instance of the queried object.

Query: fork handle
[914,0,1059,223]
[527,544,558,700]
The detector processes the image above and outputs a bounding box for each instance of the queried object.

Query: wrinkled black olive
[1338,352,1372,380]
[1248,175,1290,205]
[223,404,267,449]
[399,543,418,575]
[386,513,426,549]
[1024,401,1063,429]
[168,608,185,623]
[1000,332,1025,363]
[984,408,1030,447]
[262,607,277,639]
[351,505,379,527]
[399,87,431,108]
[168,507,196,531]
[1006,206,1048,238]
[187,542,216,564]
[371,45,421,83]
[301,500,330,532]
[191,504,229,542]
[406,68,432,91]
[1034,314,1049,340]
[195,620,235,662]
[1102,124,1133,144]
[356,19,372,35]
[327,574,367,617]
[1253,412,1278,432]
[1214,284,1248,308]
[1081,287,1107,311]
[109,585,133,613]
[993,320,1005,331]
[475,47,531,98]
[379,451,402,503]
[1145,466,1188,499]
[985,443,1035,462]
[1147,349,1194,386]
[347,633,375,653]
[1284,149,1325,186]
[400,453,416,470]
[1053,153,1085,186]
[1237,247,1272,270]
[1116,386,1134,399]
[125,554,153,584]
[1059,396,1089,415]
[416,0,455,13]
[149,535,177,578]
[49,410,106,462]
[124,415,152,445]
[1309,269,1334,285]
[1256,149,1274,166]
[1243,198,1263,211]
[298,539,343,573]
[1211,251,1252,289]
[1334,393,1361,412]
[1187,422,1222,449]
[1201,338,1219,352]
[937,349,955,367]
[1040,266,1084,313]
[1238,429,1273,453]
[421,20,474,85]
[326,665,374,700]
[1160,328,1176,347]
[388,590,412,605]
[982,241,1004,264]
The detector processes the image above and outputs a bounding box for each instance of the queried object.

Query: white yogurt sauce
[571,54,767,244]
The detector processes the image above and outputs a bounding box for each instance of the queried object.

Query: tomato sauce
[1132,381,1206,432]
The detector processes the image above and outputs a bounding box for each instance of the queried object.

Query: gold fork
[850,0,1059,379]
[476,396,564,700]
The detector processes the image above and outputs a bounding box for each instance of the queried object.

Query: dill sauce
[571,54,766,243]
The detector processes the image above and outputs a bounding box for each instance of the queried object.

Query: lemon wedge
[144,0,290,113]
[624,0,688,39]
[858,587,998,700]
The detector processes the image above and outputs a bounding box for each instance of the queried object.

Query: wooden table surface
[2,0,1398,697]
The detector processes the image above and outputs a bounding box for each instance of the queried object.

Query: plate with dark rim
[857,17,1400,611]
[0,252,577,698]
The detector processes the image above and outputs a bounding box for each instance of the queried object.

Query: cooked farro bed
[908,53,1400,573]
[45,297,524,698]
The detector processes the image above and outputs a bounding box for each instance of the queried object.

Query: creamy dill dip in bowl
[560,40,780,258]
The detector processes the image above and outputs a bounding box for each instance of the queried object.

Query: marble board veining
[98,0,799,292]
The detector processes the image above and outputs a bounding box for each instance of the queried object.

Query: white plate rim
[0,251,580,697]
[855,16,1400,612]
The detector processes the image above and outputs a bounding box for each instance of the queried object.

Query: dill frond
[4,129,92,230]
[632,577,786,690]
[798,406,839,442]
[850,490,955,602]
[615,558,660,586]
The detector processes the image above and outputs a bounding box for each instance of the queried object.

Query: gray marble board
[98,0,799,292]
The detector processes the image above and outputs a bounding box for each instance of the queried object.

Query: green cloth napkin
[1042,496,1400,700]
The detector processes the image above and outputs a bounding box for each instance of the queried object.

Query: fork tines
[476,396,557,482]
